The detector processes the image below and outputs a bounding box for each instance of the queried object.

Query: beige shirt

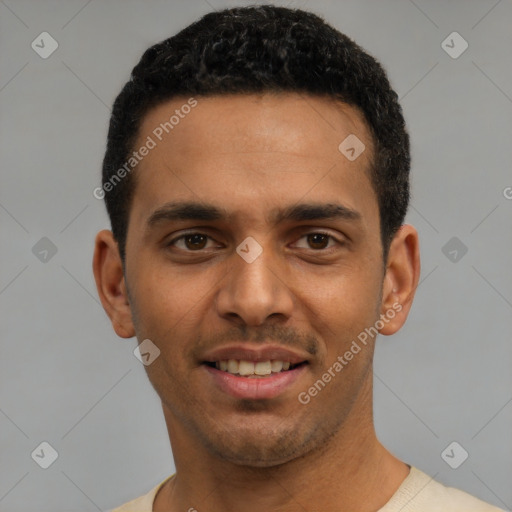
[110,466,505,512]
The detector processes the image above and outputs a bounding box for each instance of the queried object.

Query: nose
[215,241,295,327]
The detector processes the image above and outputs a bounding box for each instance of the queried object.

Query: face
[95,93,417,467]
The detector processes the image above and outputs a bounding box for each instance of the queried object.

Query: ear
[378,224,420,335]
[92,230,135,338]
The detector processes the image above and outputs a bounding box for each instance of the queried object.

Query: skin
[93,93,420,512]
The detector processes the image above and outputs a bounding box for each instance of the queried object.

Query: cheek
[301,265,382,351]
[129,267,185,335]
[139,259,202,306]
[131,262,222,360]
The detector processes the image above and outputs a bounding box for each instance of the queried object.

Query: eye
[294,232,340,250]
[166,231,343,253]
[168,232,218,251]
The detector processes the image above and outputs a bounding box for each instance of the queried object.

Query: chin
[211,440,304,468]
[198,419,320,468]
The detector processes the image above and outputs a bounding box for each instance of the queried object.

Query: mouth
[200,346,310,400]
[200,345,310,399]
[203,359,306,377]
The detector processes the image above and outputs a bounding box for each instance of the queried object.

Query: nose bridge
[216,236,293,325]
[236,240,276,290]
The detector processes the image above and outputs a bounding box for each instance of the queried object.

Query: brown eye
[168,233,214,251]
[306,233,331,250]
[183,234,208,250]
[292,232,342,252]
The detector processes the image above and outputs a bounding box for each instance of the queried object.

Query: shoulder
[108,476,172,512]
[379,467,506,512]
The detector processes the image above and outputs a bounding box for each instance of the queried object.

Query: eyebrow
[146,200,362,229]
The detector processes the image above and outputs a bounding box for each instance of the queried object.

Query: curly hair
[101,5,410,264]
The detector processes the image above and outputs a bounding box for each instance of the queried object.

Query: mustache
[191,324,318,359]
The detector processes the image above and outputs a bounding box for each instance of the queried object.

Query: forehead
[130,93,377,228]
[139,93,371,159]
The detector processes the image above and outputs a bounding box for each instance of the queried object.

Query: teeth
[271,360,283,372]
[238,360,255,376]
[213,359,294,376]
[227,359,239,374]
[254,361,272,375]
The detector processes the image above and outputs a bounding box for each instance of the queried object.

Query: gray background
[1,0,511,510]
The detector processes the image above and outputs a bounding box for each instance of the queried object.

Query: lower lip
[203,364,307,400]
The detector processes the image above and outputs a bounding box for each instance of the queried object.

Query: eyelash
[166,231,343,252]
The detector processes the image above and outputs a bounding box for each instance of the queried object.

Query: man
[93,5,504,511]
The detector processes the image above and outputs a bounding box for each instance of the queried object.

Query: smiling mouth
[203,359,306,377]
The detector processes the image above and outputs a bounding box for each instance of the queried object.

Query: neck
[154,377,409,512]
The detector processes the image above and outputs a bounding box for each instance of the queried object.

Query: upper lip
[201,344,309,365]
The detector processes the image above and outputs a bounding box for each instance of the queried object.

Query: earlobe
[92,230,136,339]
[378,224,420,336]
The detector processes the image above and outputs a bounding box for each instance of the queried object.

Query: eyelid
[166,230,221,248]
[292,230,344,249]
[166,229,345,251]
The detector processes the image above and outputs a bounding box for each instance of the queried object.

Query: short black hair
[101,5,410,264]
